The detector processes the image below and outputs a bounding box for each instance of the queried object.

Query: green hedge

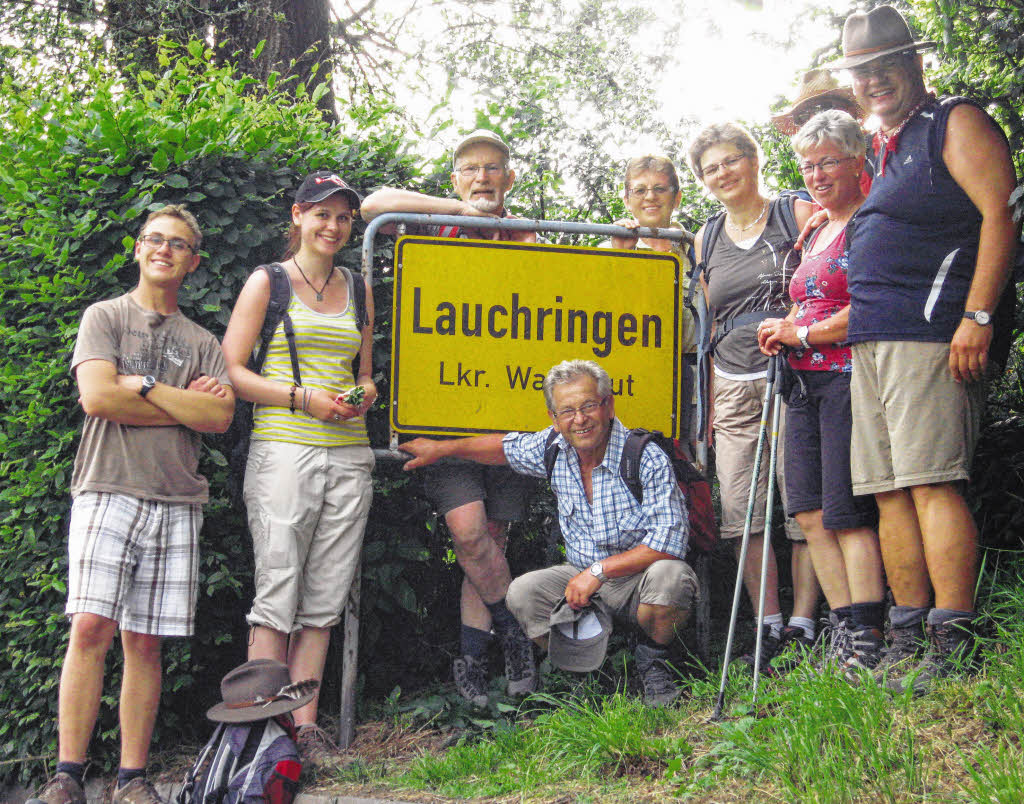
[0,39,484,781]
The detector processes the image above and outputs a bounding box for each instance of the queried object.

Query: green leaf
[164,174,189,189]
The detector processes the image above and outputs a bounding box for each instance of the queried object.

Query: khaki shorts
[506,560,700,640]
[244,440,374,632]
[713,374,804,541]
[849,341,984,495]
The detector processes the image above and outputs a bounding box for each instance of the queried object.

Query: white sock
[762,612,784,638]
[788,616,815,640]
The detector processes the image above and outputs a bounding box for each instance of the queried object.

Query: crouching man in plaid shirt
[402,359,698,707]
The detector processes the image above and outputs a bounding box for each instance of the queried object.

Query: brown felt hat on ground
[771,70,863,136]
[830,5,935,71]
[206,659,318,723]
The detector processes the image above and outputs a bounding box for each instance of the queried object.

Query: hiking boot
[897,617,975,696]
[874,619,928,687]
[296,723,341,768]
[634,643,681,708]
[771,625,815,673]
[820,615,853,669]
[26,772,85,804]
[500,624,537,697]
[110,778,163,804]
[841,625,885,681]
[452,654,489,708]
[737,625,782,676]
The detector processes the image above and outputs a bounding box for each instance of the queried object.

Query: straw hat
[206,659,318,724]
[771,69,863,136]
[830,5,935,70]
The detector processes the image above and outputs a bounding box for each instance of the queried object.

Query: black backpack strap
[691,212,725,302]
[618,428,658,506]
[775,192,801,244]
[543,428,561,483]
[251,263,301,387]
[710,308,789,355]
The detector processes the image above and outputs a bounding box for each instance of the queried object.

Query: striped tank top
[252,271,368,447]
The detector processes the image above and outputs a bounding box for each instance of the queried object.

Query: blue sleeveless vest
[846,97,991,344]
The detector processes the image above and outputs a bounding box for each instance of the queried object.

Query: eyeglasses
[456,163,505,178]
[627,185,675,198]
[139,234,196,254]
[850,52,912,81]
[797,156,856,175]
[700,153,748,179]
[552,397,607,423]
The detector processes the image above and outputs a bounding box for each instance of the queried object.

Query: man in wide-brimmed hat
[830,5,1018,693]
[771,68,863,137]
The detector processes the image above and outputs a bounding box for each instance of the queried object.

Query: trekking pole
[711,354,777,721]
[751,353,785,704]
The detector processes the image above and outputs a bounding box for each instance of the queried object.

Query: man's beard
[467,197,500,213]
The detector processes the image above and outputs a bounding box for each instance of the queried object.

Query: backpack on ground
[175,716,301,804]
[226,263,368,505]
[543,427,717,558]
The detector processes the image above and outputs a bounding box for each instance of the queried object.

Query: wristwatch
[796,325,812,350]
[963,310,992,326]
[588,561,607,582]
[139,375,157,398]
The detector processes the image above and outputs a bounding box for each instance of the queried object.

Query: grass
[317,554,1024,803]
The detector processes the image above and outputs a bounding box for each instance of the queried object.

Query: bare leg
[835,526,885,604]
[248,624,288,663]
[286,626,332,727]
[875,489,931,607]
[636,604,691,645]
[457,520,509,631]
[790,542,821,620]
[58,613,117,762]
[446,502,512,606]
[119,631,163,769]
[796,510,850,610]
[737,534,781,617]
[910,483,978,611]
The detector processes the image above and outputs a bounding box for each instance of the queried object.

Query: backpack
[542,427,718,558]
[226,263,368,505]
[175,716,301,804]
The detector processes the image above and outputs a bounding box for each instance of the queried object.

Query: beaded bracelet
[289,384,297,414]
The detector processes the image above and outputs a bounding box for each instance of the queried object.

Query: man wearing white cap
[832,5,1017,692]
[361,130,538,707]
[401,360,699,707]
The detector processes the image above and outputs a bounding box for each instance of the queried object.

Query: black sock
[484,598,518,636]
[460,624,493,659]
[117,768,145,789]
[850,601,885,630]
[640,633,668,652]
[56,762,84,787]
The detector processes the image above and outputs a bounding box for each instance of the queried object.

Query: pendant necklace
[728,199,769,233]
[294,257,333,302]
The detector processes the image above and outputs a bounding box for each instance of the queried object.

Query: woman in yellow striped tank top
[222,172,375,763]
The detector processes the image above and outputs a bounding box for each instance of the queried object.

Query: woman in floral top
[758,110,885,678]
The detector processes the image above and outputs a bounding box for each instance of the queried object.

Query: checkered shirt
[503,419,688,568]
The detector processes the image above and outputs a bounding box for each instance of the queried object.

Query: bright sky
[341,0,850,160]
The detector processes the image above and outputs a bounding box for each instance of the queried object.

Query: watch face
[973,311,991,326]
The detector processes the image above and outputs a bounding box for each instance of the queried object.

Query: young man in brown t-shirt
[28,205,234,804]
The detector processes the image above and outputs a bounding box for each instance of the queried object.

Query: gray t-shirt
[706,199,798,376]
[70,293,230,503]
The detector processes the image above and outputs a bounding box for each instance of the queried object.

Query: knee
[122,632,163,665]
[450,524,493,558]
[69,613,117,653]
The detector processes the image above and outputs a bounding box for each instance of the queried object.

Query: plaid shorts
[67,492,202,636]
